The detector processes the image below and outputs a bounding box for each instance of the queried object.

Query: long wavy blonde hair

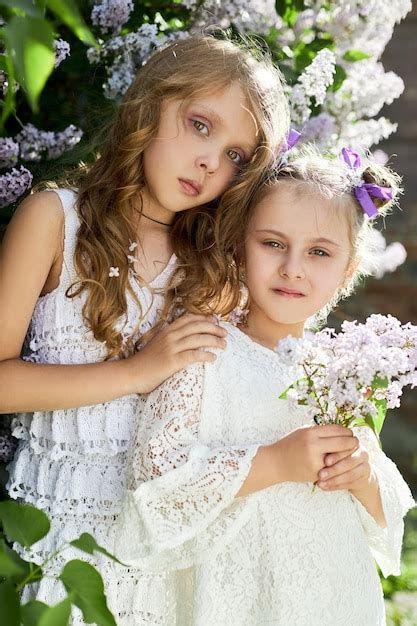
[67,33,289,357]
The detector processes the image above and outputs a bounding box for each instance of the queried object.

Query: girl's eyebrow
[255,229,341,247]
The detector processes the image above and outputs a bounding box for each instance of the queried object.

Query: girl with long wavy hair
[0,34,289,622]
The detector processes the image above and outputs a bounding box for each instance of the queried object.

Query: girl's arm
[0,193,226,413]
[237,424,359,496]
[116,361,261,570]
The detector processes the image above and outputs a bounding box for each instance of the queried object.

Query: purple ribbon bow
[286,128,301,151]
[341,147,393,219]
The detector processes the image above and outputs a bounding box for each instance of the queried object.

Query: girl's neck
[241,313,304,351]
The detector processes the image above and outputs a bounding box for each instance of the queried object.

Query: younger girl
[116,145,414,625]
[0,35,289,621]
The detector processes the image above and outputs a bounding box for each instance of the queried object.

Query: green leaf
[60,560,117,626]
[328,64,347,92]
[0,501,50,548]
[45,0,96,46]
[0,0,43,16]
[21,600,49,626]
[0,0,44,16]
[372,375,389,389]
[70,533,126,567]
[37,598,72,626]
[343,49,371,62]
[0,49,16,130]
[3,15,55,112]
[275,0,304,26]
[0,537,31,582]
[279,387,290,399]
[373,398,388,435]
[0,580,20,626]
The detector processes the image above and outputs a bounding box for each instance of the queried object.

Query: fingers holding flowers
[317,444,373,491]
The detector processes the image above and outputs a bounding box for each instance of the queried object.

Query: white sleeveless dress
[116,322,415,626]
[7,188,176,624]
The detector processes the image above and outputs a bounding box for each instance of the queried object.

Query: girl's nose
[196,151,220,175]
[279,254,305,280]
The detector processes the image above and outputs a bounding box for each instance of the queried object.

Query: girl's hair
[215,143,402,323]
[67,33,289,358]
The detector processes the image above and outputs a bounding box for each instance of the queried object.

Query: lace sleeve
[115,362,260,571]
[351,426,415,577]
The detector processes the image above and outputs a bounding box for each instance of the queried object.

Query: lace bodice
[116,323,414,626]
[7,189,176,624]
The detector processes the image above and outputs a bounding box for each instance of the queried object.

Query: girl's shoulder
[208,321,280,375]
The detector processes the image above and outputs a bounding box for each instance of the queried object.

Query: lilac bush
[0,0,412,279]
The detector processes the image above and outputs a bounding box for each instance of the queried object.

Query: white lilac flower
[54,38,71,68]
[91,0,134,35]
[374,241,407,279]
[372,149,389,165]
[16,124,83,162]
[0,166,33,208]
[0,138,19,169]
[190,0,282,35]
[294,9,316,35]
[109,266,120,277]
[365,230,407,279]
[181,0,199,8]
[337,118,397,151]
[128,241,137,251]
[289,85,312,126]
[330,61,404,120]
[300,112,336,148]
[298,48,336,106]
[277,315,417,433]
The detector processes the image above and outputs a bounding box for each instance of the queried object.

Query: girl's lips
[272,288,304,298]
[179,178,201,196]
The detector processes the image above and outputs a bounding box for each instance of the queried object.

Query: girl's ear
[342,257,360,289]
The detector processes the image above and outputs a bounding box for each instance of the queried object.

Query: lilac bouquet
[276,315,417,439]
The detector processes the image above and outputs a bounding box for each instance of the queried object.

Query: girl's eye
[311,248,329,257]
[193,119,209,135]
[227,149,243,165]
[264,240,284,249]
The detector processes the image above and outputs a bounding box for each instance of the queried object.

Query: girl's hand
[272,425,359,484]
[126,313,227,394]
[316,444,373,492]
[317,441,386,527]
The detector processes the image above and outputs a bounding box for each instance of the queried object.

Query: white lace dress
[6,189,176,624]
[116,322,415,626]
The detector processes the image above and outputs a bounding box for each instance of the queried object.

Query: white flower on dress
[109,266,120,277]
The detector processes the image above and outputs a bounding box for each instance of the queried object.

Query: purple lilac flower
[16,124,83,162]
[54,38,71,68]
[91,0,134,35]
[0,166,33,208]
[0,138,19,169]
[276,314,417,435]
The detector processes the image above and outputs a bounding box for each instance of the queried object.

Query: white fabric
[116,322,415,626]
[7,189,176,625]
